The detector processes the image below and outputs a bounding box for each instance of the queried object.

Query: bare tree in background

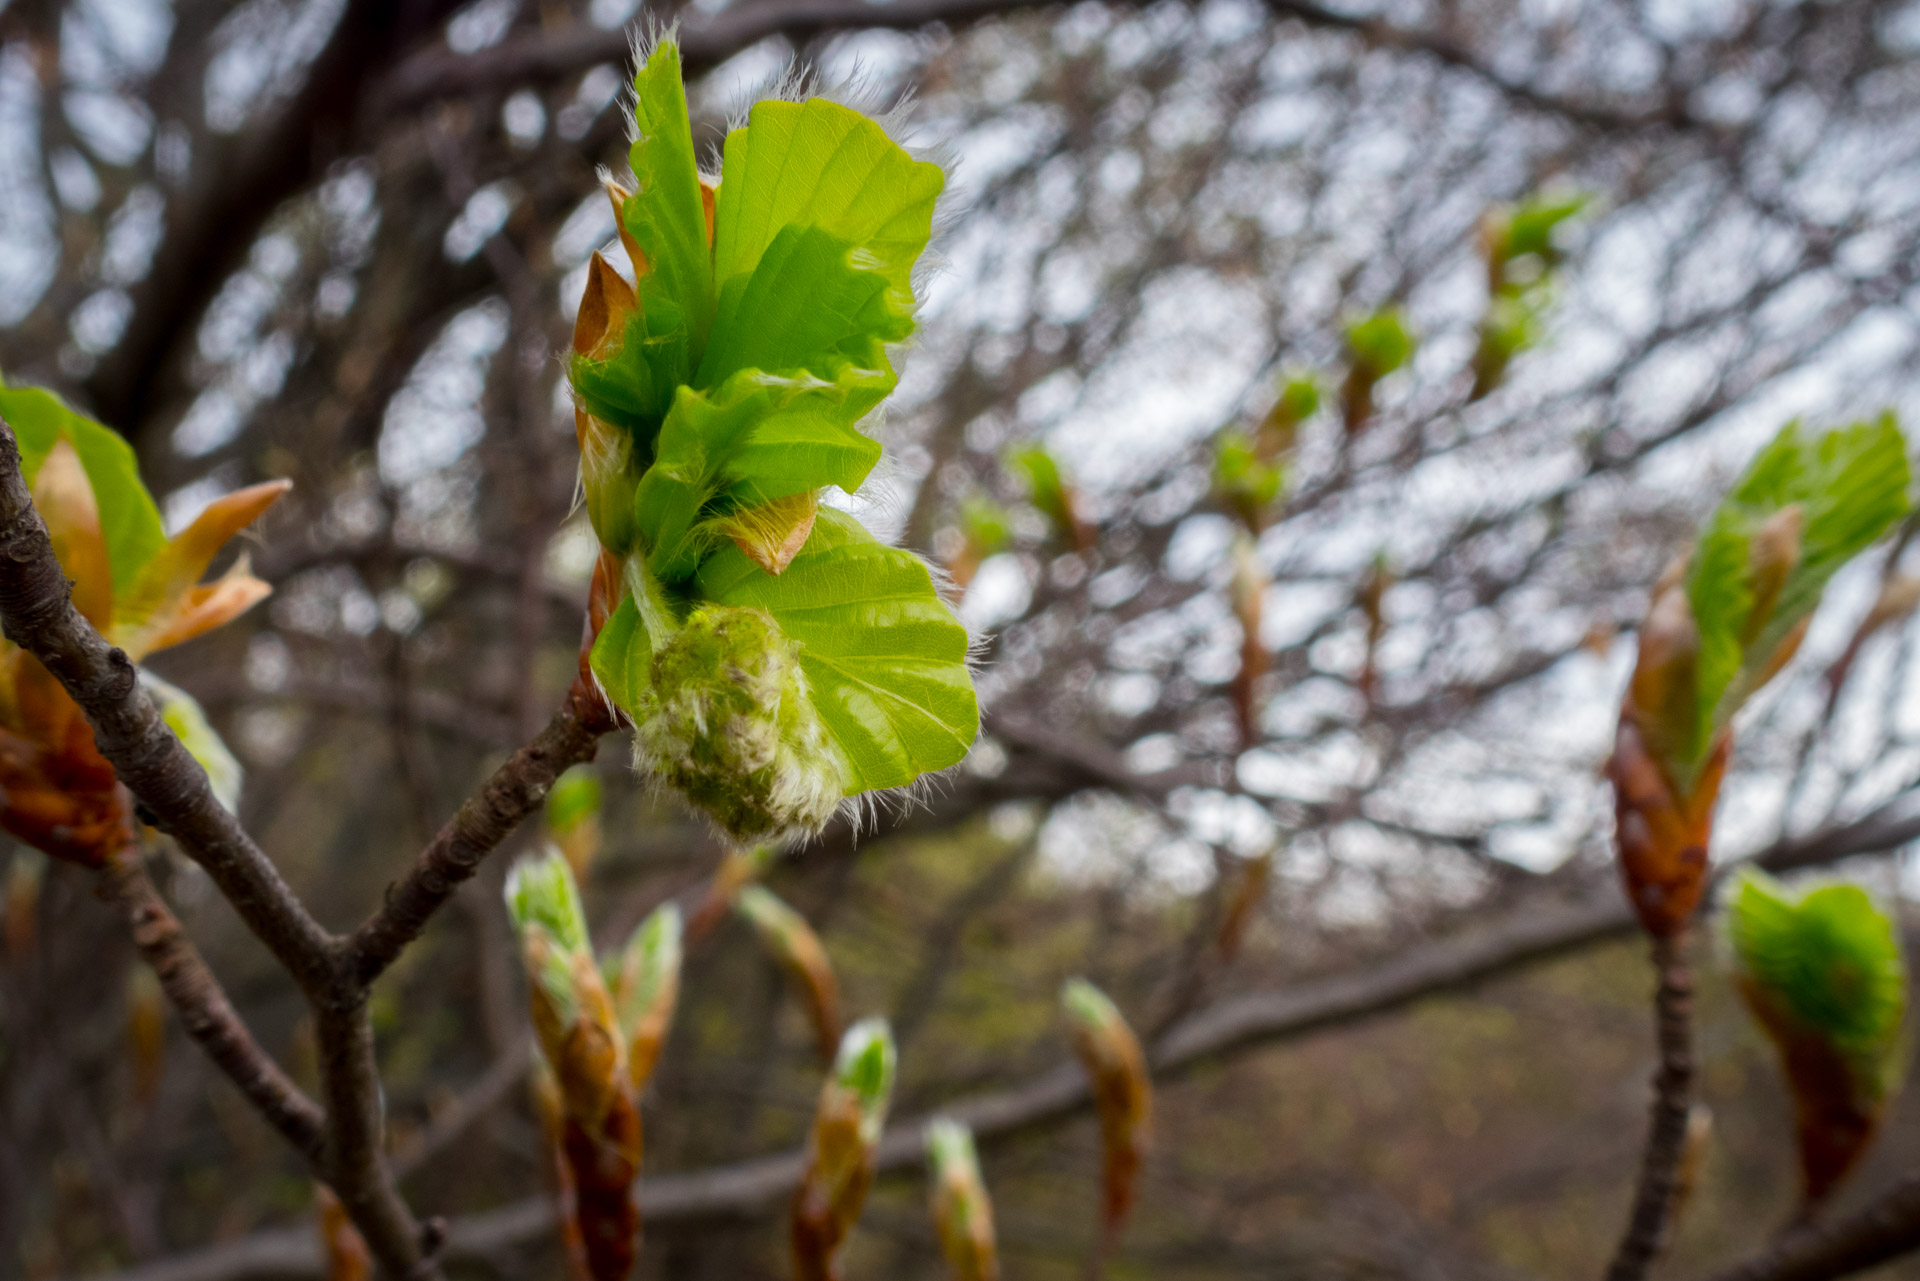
[5,0,1920,1279]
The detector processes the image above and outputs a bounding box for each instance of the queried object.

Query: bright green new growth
[1726,868,1907,1096]
[1274,373,1320,424]
[1345,309,1415,376]
[505,849,592,1020]
[833,1016,897,1140]
[1213,431,1285,516]
[1061,977,1122,1030]
[611,902,682,1035]
[1489,192,1588,279]
[545,767,602,835]
[578,36,977,839]
[1680,416,1910,775]
[141,672,243,814]
[926,1116,980,1177]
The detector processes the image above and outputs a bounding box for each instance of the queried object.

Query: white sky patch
[378,301,510,485]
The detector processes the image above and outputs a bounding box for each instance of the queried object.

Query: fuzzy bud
[633,605,848,842]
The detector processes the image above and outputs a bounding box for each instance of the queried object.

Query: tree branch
[76,795,1920,1281]
[0,418,339,997]
[99,850,327,1164]
[1702,1171,1920,1281]
[375,0,1689,136]
[1605,929,1698,1281]
[343,681,611,988]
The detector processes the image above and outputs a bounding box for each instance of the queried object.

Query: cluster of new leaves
[1472,193,1586,399]
[1724,869,1908,1206]
[566,36,977,844]
[1612,417,1910,934]
[505,851,681,1281]
[0,380,283,865]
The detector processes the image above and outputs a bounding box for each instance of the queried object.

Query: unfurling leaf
[793,1018,896,1281]
[505,851,642,1281]
[314,1185,372,1281]
[0,378,285,867]
[1062,978,1151,1250]
[609,903,681,1089]
[1481,191,1587,292]
[1725,868,1907,1207]
[1340,309,1415,434]
[567,36,976,841]
[1612,417,1909,935]
[736,885,842,1061]
[546,766,604,875]
[927,1118,1000,1281]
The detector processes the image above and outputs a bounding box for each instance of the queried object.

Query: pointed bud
[1062,979,1151,1246]
[505,851,625,1125]
[793,1019,896,1281]
[573,252,639,363]
[736,885,843,1062]
[610,903,681,1089]
[927,1119,999,1281]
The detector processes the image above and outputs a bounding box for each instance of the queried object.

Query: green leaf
[1689,417,1910,742]
[1501,192,1588,264]
[589,592,652,712]
[711,97,943,317]
[695,223,912,395]
[694,508,977,794]
[1727,867,1907,1093]
[632,371,884,583]
[623,36,717,364]
[0,379,165,597]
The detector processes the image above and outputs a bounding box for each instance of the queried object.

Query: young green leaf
[695,509,977,795]
[1687,417,1910,763]
[1724,867,1908,1203]
[0,378,164,597]
[141,671,244,814]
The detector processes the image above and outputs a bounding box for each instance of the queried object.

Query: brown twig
[1606,929,1697,1281]
[1701,1169,1920,1281]
[0,420,338,997]
[343,681,611,988]
[99,851,327,1164]
[82,792,1920,1281]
